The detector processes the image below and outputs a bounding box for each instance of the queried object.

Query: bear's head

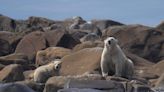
[104,37,118,47]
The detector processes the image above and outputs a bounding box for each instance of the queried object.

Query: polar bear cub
[34,60,62,83]
[100,37,134,79]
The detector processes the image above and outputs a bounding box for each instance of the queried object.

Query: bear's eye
[108,40,111,44]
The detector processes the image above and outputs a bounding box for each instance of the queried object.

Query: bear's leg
[101,60,109,77]
[115,63,123,77]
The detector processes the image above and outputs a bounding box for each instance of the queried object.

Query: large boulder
[43,74,103,92]
[0,64,24,82]
[60,47,103,76]
[91,19,124,31]
[44,30,65,47]
[147,60,164,76]
[155,72,164,89]
[0,53,28,65]
[15,31,47,61]
[0,83,36,92]
[142,29,164,62]
[0,14,16,31]
[56,33,80,49]
[0,39,10,56]
[0,31,22,54]
[73,41,103,52]
[36,47,71,66]
[27,16,55,28]
[59,80,124,92]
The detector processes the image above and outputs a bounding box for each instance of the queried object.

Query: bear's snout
[108,40,111,45]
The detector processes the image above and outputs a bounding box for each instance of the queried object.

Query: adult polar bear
[101,37,134,79]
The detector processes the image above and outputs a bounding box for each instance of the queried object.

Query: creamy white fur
[34,60,62,83]
[101,37,134,79]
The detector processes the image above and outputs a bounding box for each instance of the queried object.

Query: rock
[73,41,103,52]
[60,47,103,76]
[79,23,102,36]
[131,84,153,92]
[0,53,28,65]
[80,33,100,42]
[72,16,86,25]
[16,80,44,92]
[44,30,65,47]
[0,64,5,70]
[148,60,164,76]
[155,72,164,88]
[43,74,103,92]
[91,19,124,31]
[58,88,106,92]
[56,34,80,49]
[36,47,71,66]
[156,21,164,31]
[0,14,16,31]
[0,83,36,92]
[69,23,79,29]
[0,31,22,53]
[27,16,55,28]
[23,70,34,80]
[64,79,124,91]
[0,31,15,41]
[142,29,164,62]
[0,39,10,56]
[68,30,87,41]
[0,64,24,82]
[15,31,47,61]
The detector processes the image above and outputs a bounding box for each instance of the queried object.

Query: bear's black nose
[108,40,111,44]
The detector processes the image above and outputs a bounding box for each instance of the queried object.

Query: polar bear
[100,37,134,79]
[34,59,62,83]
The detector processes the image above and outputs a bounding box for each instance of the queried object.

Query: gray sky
[0,0,164,26]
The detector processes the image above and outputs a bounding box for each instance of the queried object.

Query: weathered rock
[0,83,36,92]
[56,34,80,49]
[17,80,44,92]
[44,30,65,47]
[0,14,16,31]
[73,41,103,52]
[155,72,164,89]
[143,29,164,62]
[0,53,28,65]
[27,16,55,28]
[156,21,164,31]
[0,39,10,56]
[23,70,34,80]
[43,74,103,92]
[64,79,124,92]
[15,31,47,61]
[132,84,152,92]
[91,19,124,31]
[60,47,103,76]
[0,64,24,82]
[148,60,164,76]
[0,31,22,53]
[36,47,71,66]
[80,33,100,42]
[58,88,106,92]
[0,64,5,70]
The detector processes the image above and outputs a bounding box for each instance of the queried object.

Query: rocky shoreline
[0,14,163,92]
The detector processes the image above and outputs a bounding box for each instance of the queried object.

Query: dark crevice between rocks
[56,34,80,49]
